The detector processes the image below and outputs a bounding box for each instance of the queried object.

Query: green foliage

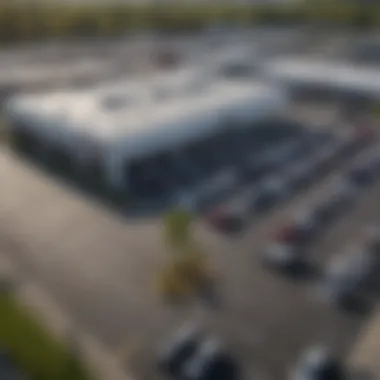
[0,293,92,380]
[0,3,378,43]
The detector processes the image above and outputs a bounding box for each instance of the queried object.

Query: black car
[347,164,374,187]
[285,160,316,192]
[292,346,346,380]
[183,339,240,380]
[312,182,358,226]
[159,324,203,377]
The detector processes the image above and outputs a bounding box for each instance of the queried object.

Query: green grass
[0,292,92,380]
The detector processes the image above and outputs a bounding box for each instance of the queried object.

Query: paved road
[1,144,378,380]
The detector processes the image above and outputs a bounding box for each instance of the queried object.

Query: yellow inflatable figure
[159,207,214,303]
[158,244,213,303]
[158,262,193,302]
[164,208,193,249]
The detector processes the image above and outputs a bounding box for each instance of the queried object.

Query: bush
[0,293,92,380]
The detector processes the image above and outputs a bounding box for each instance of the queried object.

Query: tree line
[0,3,379,43]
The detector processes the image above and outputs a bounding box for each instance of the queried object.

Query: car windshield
[314,362,344,380]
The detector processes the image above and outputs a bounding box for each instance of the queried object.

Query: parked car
[253,175,289,213]
[291,346,346,380]
[353,124,376,149]
[275,211,321,246]
[311,131,337,148]
[347,161,375,187]
[205,204,246,233]
[248,140,302,177]
[262,242,306,270]
[361,225,380,256]
[333,131,356,159]
[312,180,358,225]
[158,323,203,377]
[195,168,240,210]
[285,160,316,192]
[365,148,380,177]
[183,338,240,380]
[320,246,373,305]
[205,186,254,232]
[262,211,318,269]
[313,144,339,177]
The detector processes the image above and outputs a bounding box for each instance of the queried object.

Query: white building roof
[210,45,257,67]
[266,58,380,99]
[6,75,287,162]
[0,59,111,88]
[106,81,287,160]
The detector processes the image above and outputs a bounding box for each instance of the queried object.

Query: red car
[274,213,319,247]
[205,203,247,233]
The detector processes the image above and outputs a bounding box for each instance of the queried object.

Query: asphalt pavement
[0,141,379,380]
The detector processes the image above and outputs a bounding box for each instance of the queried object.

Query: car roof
[302,346,332,368]
[198,338,222,357]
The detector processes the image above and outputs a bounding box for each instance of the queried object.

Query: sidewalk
[0,253,131,380]
[349,306,380,379]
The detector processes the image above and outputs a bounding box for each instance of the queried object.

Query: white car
[263,210,319,268]
[291,346,345,380]
[262,243,304,269]
[205,185,255,232]
[321,247,373,304]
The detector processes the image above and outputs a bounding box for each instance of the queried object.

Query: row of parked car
[158,323,347,380]
[261,142,380,276]
[156,128,379,380]
[205,125,375,234]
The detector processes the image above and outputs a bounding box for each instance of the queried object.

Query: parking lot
[1,102,380,380]
[1,29,380,380]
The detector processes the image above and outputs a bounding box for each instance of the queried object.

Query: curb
[0,254,131,380]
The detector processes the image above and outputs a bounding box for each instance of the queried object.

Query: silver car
[320,246,373,304]
[262,243,303,269]
[291,346,345,380]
